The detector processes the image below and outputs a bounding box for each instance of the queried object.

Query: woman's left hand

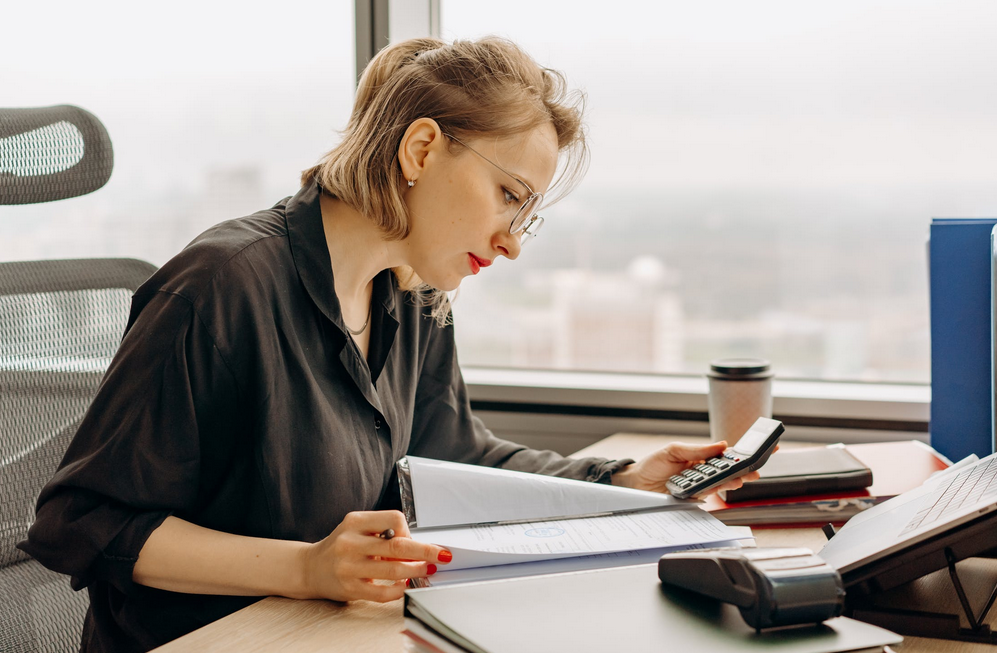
[610,441,761,497]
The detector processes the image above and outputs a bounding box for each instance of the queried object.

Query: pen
[379,528,395,540]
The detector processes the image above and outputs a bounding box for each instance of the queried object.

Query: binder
[928,217,997,462]
[395,456,747,587]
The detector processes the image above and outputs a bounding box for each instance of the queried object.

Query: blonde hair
[302,36,588,323]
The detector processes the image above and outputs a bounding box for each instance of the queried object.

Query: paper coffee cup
[707,359,774,445]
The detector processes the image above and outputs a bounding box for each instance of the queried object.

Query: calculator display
[733,425,770,455]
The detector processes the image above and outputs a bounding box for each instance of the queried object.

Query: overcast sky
[4,0,996,198]
[444,0,997,193]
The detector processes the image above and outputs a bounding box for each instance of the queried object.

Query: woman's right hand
[299,510,452,602]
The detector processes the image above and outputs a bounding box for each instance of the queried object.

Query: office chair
[1,105,113,205]
[0,106,156,651]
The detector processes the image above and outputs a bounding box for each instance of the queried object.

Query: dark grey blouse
[19,181,630,653]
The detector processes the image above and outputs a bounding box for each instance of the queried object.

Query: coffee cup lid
[709,358,773,379]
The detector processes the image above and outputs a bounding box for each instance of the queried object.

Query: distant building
[550,258,684,372]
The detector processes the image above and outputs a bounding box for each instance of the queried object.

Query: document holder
[839,510,997,644]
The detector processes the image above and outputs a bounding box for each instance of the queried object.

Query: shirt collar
[285,181,398,334]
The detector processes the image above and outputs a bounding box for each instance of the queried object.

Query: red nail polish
[404,578,410,587]
[438,550,453,563]
[427,564,437,575]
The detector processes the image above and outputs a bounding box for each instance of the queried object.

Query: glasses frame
[443,133,545,244]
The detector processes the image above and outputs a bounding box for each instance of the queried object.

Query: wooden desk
[154,434,997,652]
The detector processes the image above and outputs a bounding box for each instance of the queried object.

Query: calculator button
[714,460,730,469]
[668,475,686,484]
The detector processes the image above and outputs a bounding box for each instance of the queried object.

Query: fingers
[374,536,452,566]
[307,510,459,603]
[358,580,407,603]
[342,510,411,539]
[702,470,761,496]
[343,510,453,562]
[693,477,741,497]
[666,440,728,462]
[344,511,452,564]
[335,578,408,603]
[337,511,452,580]
[350,557,436,581]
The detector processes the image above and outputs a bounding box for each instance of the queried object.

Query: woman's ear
[398,118,444,185]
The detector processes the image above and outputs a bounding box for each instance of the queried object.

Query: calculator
[665,417,785,499]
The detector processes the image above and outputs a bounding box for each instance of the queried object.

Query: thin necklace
[346,302,372,336]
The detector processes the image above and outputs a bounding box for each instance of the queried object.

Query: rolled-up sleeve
[18,290,241,596]
[408,321,633,483]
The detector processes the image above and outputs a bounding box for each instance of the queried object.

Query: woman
[20,37,756,652]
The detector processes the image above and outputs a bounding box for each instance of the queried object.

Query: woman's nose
[493,228,522,261]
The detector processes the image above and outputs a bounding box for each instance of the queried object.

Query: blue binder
[929,217,997,461]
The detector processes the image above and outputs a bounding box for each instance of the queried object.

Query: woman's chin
[438,278,462,293]
[416,270,461,293]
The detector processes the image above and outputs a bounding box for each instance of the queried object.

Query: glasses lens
[519,215,544,244]
[511,194,542,233]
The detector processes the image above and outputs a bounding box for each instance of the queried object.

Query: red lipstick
[468,253,492,275]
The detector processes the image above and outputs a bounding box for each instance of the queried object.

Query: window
[442,0,997,384]
[1,0,354,267]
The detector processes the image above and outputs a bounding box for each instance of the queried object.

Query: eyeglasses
[443,134,545,244]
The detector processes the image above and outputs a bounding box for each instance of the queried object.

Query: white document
[405,455,689,529]
[424,532,756,587]
[411,507,741,571]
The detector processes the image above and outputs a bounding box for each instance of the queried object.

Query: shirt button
[374,418,382,429]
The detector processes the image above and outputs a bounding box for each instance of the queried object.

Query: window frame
[465,367,930,447]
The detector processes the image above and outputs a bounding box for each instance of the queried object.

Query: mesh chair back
[0,258,156,652]
[0,106,114,205]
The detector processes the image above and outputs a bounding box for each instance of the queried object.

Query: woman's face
[399,121,559,292]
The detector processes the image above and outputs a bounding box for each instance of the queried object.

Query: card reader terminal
[658,547,845,630]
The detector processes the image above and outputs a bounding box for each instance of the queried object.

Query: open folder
[397,457,750,586]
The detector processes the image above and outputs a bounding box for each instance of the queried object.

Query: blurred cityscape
[0,165,938,383]
[452,185,935,383]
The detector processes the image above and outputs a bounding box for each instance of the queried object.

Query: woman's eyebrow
[507,171,536,194]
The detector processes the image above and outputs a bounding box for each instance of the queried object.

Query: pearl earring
[407,179,416,187]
